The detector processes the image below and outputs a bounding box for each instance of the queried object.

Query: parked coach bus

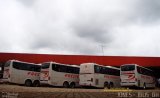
[79,63,120,88]
[120,64,155,89]
[3,60,41,87]
[40,62,79,88]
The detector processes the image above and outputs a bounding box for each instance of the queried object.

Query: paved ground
[0,84,160,98]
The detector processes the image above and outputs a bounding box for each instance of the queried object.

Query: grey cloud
[131,0,160,23]
[29,34,100,55]
[72,22,112,43]
[30,37,54,50]
[18,0,36,7]
[1,0,160,56]
[71,11,114,44]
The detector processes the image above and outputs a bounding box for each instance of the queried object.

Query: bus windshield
[121,65,135,71]
[41,63,50,69]
[94,65,101,73]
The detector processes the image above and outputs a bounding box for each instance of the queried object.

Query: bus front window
[94,65,101,73]
[121,65,135,71]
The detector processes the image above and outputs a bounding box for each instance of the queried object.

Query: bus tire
[70,82,75,88]
[63,81,69,88]
[25,79,32,87]
[33,80,40,87]
[104,82,109,89]
[143,83,146,89]
[110,82,114,88]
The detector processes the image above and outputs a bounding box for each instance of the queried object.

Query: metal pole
[100,44,104,56]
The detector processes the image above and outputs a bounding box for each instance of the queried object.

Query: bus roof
[42,61,79,68]
[105,66,120,70]
[81,63,120,70]
[121,64,153,71]
[80,63,97,65]
[8,59,40,66]
[71,65,79,68]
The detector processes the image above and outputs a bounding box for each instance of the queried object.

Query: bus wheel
[143,83,146,89]
[104,82,109,89]
[33,80,40,87]
[110,82,114,89]
[70,82,75,88]
[25,80,32,87]
[63,81,69,88]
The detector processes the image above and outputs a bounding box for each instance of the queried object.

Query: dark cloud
[70,3,116,44]
[72,21,112,43]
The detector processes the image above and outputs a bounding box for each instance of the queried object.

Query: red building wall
[0,52,160,67]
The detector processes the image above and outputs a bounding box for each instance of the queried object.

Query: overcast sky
[0,0,160,56]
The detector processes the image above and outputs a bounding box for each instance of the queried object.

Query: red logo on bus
[27,72,40,76]
[64,74,79,78]
[43,71,49,78]
[124,73,135,80]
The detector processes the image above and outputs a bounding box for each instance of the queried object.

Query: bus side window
[35,66,41,72]
[67,66,72,73]
[52,64,63,72]
[75,68,79,74]
[99,66,103,74]
[52,64,59,71]
[13,62,20,69]
[30,65,35,71]
[103,67,107,74]
[60,65,67,72]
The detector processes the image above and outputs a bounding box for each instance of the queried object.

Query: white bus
[3,60,41,87]
[40,62,79,88]
[79,63,120,88]
[120,64,155,89]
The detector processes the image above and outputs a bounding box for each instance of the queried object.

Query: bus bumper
[121,82,137,87]
[40,80,49,85]
[80,82,93,86]
[1,78,9,83]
